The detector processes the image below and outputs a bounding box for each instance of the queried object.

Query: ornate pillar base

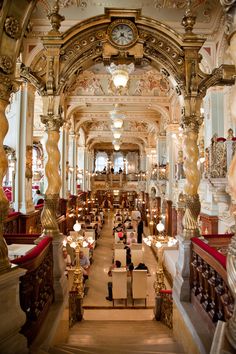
[173,235,191,302]
[0,267,28,354]
[52,234,68,302]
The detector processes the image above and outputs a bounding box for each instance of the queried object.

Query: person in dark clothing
[135,262,148,271]
[137,216,144,243]
[106,260,122,301]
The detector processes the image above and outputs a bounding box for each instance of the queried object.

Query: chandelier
[108,63,134,88]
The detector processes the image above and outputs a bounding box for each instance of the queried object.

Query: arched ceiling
[29,0,222,152]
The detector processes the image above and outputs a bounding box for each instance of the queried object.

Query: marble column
[78,146,85,191]
[40,113,67,301]
[224,13,236,349]
[14,82,35,214]
[59,122,70,199]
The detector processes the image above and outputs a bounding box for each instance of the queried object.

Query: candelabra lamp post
[65,221,86,325]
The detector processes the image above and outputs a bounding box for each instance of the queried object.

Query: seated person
[33,189,44,205]
[135,262,149,272]
[106,260,121,301]
[79,250,90,283]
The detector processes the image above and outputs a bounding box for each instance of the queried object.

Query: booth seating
[114,249,126,267]
[131,249,144,267]
[112,269,128,306]
[162,249,179,286]
[132,270,148,306]
[114,243,125,249]
[130,243,142,250]
[114,231,123,243]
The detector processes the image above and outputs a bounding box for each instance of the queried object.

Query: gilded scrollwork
[0,55,13,74]
[4,16,20,39]
[20,64,46,95]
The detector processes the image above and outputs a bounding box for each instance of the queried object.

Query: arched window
[114,152,124,173]
[95,152,108,172]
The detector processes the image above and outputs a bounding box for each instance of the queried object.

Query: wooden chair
[132,270,147,306]
[112,269,128,306]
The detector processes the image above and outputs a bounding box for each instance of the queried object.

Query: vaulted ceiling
[29,0,223,152]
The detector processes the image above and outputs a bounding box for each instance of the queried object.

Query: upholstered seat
[114,249,126,267]
[131,249,144,267]
[132,270,147,306]
[112,269,128,306]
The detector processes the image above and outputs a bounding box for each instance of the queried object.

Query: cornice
[66,95,170,106]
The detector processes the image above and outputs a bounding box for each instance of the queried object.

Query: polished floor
[48,212,184,353]
[83,210,170,309]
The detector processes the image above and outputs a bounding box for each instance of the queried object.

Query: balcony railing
[191,235,234,329]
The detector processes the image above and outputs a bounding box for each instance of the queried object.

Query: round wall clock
[107,19,138,48]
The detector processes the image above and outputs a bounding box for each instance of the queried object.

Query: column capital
[181,114,203,133]
[220,0,236,36]
[41,113,63,131]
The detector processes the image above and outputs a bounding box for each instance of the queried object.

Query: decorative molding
[4,16,20,39]
[0,55,13,74]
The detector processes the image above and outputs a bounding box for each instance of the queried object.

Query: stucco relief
[68,71,105,95]
[134,70,170,96]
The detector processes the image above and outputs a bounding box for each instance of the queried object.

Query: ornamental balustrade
[190,235,234,333]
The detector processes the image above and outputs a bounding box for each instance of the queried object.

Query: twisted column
[41,114,63,237]
[0,77,12,273]
[182,116,202,239]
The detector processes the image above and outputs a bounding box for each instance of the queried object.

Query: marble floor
[82,210,170,310]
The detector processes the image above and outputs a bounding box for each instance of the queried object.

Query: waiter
[137,216,144,243]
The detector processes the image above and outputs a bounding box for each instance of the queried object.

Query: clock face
[111,24,134,46]
[107,19,138,48]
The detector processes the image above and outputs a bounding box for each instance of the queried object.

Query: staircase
[49,313,184,354]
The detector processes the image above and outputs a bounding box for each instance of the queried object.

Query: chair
[131,249,144,267]
[37,198,44,205]
[132,270,147,306]
[130,243,142,250]
[114,243,125,249]
[112,269,128,306]
[114,249,126,267]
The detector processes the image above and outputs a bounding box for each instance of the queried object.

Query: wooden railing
[11,236,54,344]
[191,236,234,329]
[155,289,173,329]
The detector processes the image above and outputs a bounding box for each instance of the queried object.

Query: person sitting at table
[106,260,122,301]
[135,262,149,272]
[79,250,90,283]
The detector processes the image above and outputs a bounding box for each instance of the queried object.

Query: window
[114,152,124,173]
[95,152,108,171]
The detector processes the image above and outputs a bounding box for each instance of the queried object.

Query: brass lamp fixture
[108,62,134,88]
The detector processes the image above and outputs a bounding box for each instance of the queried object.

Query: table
[8,244,36,260]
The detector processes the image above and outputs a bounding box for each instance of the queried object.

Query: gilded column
[41,113,63,236]
[182,116,202,238]
[41,112,67,301]
[0,77,11,272]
